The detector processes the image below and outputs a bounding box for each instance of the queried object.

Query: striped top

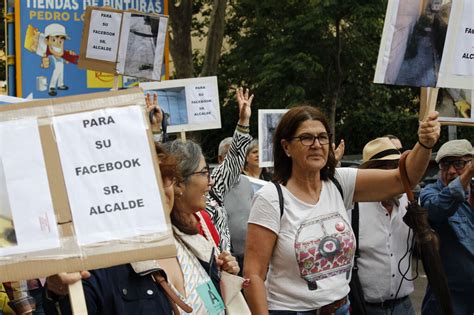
[206,128,252,252]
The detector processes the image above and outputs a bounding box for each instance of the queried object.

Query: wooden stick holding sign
[68,278,88,315]
[419,87,439,121]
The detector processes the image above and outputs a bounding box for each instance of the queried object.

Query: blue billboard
[14,0,167,98]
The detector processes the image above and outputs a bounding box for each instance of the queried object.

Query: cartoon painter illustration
[24,23,79,96]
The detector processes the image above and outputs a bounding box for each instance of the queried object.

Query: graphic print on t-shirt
[294,212,355,290]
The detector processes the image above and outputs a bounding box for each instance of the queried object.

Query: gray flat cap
[435,139,473,163]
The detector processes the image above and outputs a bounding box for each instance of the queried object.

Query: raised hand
[145,92,163,127]
[236,87,254,126]
[418,111,440,149]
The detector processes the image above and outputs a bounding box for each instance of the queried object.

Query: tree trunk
[168,0,194,78]
[201,0,227,77]
[329,16,342,138]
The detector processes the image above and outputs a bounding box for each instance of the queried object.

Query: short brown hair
[273,105,336,184]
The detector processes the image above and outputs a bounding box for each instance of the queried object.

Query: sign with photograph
[14,0,166,99]
[258,109,288,168]
[374,0,473,89]
[140,76,222,133]
[0,89,175,282]
[79,7,168,81]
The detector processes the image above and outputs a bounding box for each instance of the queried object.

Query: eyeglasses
[290,133,331,146]
[187,165,211,182]
[439,159,472,170]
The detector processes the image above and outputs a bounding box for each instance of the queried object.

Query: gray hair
[163,140,203,179]
[246,139,259,157]
[218,137,233,157]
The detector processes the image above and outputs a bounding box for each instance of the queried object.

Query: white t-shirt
[248,168,357,311]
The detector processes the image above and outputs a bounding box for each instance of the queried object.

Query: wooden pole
[112,74,120,91]
[420,87,439,120]
[68,280,88,315]
[180,131,186,141]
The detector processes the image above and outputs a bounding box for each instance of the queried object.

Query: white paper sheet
[453,1,474,76]
[187,82,219,124]
[0,118,59,256]
[86,10,122,62]
[53,106,167,245]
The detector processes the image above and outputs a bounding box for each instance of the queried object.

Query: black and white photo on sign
[117,12,168,80]
[0,119,59,256]
[140,76,222,133]
[146,87,189,126]
[258,109,288,168]
[374,0,454,88]
[435,88,472,122]
[52,106,168,246]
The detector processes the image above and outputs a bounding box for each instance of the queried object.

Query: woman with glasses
[163,139,241,314]
[243,106,441,315]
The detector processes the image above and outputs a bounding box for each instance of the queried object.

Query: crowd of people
[1,88,473,315]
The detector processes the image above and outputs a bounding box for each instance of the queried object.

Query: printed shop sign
[79,6,168,81]
[14,0,166,98]
[0,89,175,282]
[140,76,221,133]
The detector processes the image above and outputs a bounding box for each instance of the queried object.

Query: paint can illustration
[36,76,47,91]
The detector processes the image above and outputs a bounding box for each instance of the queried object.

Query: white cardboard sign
[53,106,167,245]
[0,119,59,256]
[85,10,122,62]
[140,76,222,133]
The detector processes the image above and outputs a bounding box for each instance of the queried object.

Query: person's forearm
[243,276,269,315]
[405,143,432,188]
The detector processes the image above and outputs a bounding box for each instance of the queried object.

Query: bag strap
[352,202,361,266]
[152,272,193,314]
[272,181,285,218]
[274,177,344,218]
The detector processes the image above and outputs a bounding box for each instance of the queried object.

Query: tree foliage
[169,0,473,159]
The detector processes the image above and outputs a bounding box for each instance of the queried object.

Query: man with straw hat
[353,137,416,315]
[419,139,474,315]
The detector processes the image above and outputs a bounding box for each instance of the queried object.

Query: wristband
[418,140,434,150]
[236,125,249,134]
[237,123,249,128]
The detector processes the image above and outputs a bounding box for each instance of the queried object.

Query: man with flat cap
[419,139,474,315]
[354,137,415,315]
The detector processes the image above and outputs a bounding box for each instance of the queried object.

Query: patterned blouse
[206,129,252,252]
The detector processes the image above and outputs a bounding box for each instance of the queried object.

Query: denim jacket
[419,177,474,291]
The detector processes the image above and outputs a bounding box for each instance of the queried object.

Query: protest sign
[374,0,473,89]
[0,88,175,282]
[14,0,167,98]
[140,76,222,133]
[437,0,474,89]
[258,109,288,168]
[79,7,168,81]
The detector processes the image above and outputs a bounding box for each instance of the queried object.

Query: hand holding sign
[46,271,91,296]
[418,111,441,149]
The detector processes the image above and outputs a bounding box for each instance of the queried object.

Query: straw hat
[360,137,401,168]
